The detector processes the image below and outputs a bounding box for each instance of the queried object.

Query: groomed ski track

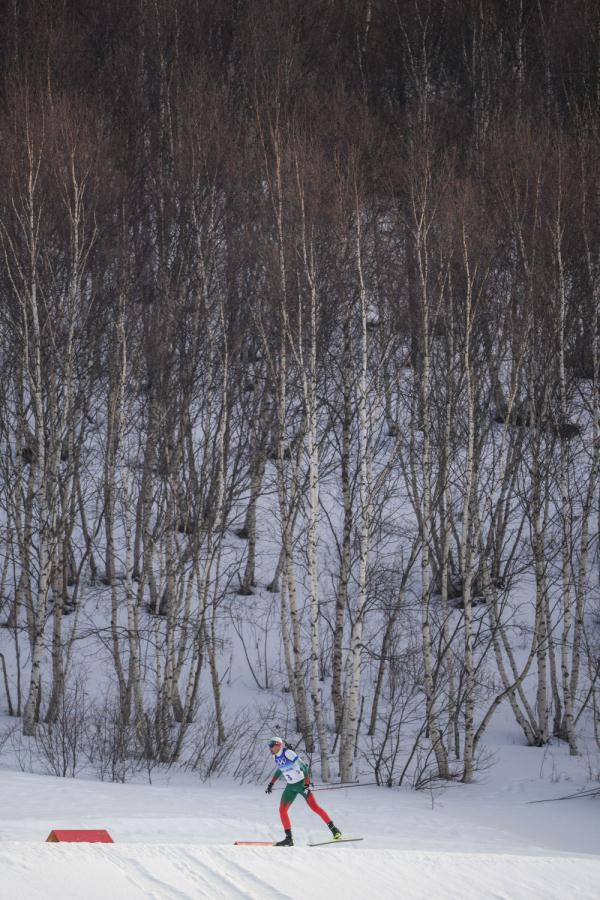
[1,843,599,900]
[1,757,599,899]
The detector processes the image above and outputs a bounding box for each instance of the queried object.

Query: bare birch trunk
[106,296,129,718]
[460,229,477,783]
[553,195,578,754]
[411,190,449,780]
[571,156,600,720]
[295,174,330,779]
[339,201,372,783]
[332,316,353,732]
[266,124,313,749]
[531,458,550,744]
[239,396,270,594]
[12,143,56,736]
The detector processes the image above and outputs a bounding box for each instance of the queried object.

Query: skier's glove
[265,782,274,794]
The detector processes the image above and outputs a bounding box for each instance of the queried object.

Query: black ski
[308,837,364,847]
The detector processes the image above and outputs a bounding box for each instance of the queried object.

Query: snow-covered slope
[1,740,599,900]
[2,842,599,900]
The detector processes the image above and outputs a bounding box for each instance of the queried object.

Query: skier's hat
[268,736,284,748]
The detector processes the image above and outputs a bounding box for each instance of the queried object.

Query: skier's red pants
[279,783,331,830]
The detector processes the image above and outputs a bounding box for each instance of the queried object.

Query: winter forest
[1,0,600,795]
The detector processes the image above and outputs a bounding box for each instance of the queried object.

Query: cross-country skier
[265,736,342,846]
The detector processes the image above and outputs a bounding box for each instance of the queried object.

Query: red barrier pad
[46,829,114,843]
[234,841,274,846]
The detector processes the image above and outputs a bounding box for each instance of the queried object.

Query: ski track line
[180,846,294,900]
[105,847,196,900]
[162,846,253,900]
[99,844,259,900]
[121,844,275,900]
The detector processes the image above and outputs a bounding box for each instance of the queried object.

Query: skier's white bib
[274,748,305,784]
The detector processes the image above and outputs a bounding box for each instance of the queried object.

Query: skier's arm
[265,767,282,794]
[301,761,310,786]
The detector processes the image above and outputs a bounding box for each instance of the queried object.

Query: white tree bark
[300,236,330,779]
[340,200,372,783]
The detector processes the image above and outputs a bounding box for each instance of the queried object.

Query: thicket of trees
[0,0,599,784]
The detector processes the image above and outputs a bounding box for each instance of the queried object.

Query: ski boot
[275,830,294,846]
[327,822,342,840]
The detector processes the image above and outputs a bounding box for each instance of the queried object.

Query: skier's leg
[305,790,342,838]
[305,791,332,824]
[279,784,299,830]
[279,800,292,830]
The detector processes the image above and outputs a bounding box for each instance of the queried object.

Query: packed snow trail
[1,743,599,899]
[1,843,600,900]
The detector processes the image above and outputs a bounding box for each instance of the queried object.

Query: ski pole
[272,781,378,792]
[272,779,356,791]
[311,782,379,792]
[308,780,359,789]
